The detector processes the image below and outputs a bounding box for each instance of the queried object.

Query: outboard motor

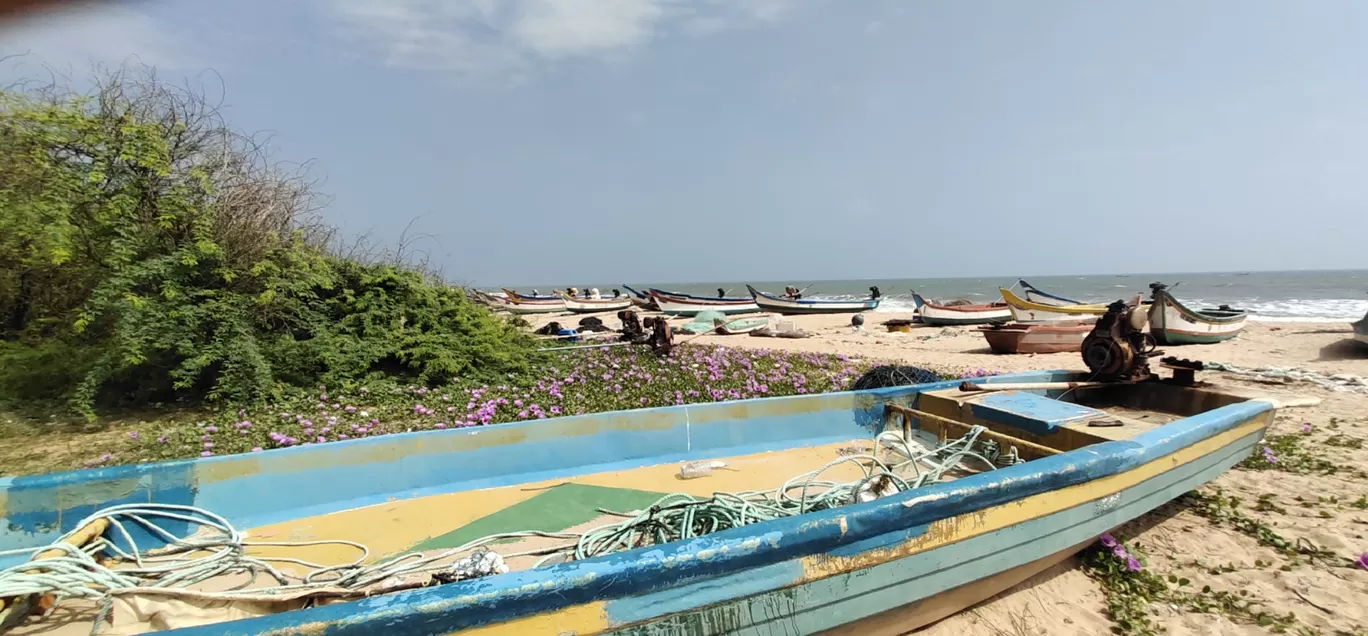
[1081,295,1155,382]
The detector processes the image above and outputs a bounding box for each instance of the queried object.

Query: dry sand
[529,310,1368,635]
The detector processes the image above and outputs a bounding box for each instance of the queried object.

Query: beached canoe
[0,369,1280,635]
[555,292,634,314]
[1018,279,1084,307]
[1147,284,1247,345]
[501,289,560,302]
[714,316,770,335]
[1000,288,1110,323]
[621,285,659,311]
[747,285,880,315]
[650,289,760,316]
[499,289,566,314]
[912,293,1012,326]
[978,322,1094,354]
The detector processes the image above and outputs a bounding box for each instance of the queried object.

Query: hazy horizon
[5,1,1367,284]
[498,268,1368,290]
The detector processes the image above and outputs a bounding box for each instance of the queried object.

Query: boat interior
[2,370,1272,635]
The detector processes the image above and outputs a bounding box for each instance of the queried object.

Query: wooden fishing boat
[714,316,770,335]
[650,289,760,316]
[1018,279,1084,307]
[0,361,1283,636]
[912,293,1011,326]
[1147,284,1247,345]
[1354,309,1368,348]
[978,322,1094,354]
[501,288,560,302]
[621,285,659,311]
[555,292,634,314]
[1000,288,1109,323]
[747,285,880,315]
[499,289,565,314]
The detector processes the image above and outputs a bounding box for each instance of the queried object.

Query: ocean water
[517,271,1368,322]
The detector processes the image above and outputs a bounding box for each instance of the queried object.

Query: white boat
[556,292,634,314]
[1147,284,1247,345]
[747,285,880,315]
[650,290,759,316]
[911,293,1011,326]
[999,288,1108,323]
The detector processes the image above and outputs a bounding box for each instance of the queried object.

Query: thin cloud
[319,0,801,79]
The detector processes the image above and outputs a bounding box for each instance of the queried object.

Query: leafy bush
[0,68,531,415]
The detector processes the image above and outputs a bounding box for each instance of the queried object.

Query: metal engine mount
[1081,296,1157,382]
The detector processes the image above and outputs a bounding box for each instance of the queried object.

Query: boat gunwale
[911,293,1009,314]
[1152,289,1249,325]
[998,287,1110,315]
[647,289,754,304]
[1017,279,1084,305]
[162,382,1275,635]
[746,285,881,310]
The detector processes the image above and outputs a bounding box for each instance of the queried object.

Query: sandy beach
[527,310,1368,635]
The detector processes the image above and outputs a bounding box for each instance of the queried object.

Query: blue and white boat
[0,364,1281,635]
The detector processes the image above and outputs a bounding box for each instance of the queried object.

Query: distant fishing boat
[912,292,1011,326]
[747,285,880,315]
[978,322,1094,354]
[714,315,770,335]
[621,284,659,311]
[555,291,634,314]
[1000,288,1109,323]
[1147,283,1247,345]
[650,289,759,316]
[1018,279,1084,307]
[0,361,1285,635]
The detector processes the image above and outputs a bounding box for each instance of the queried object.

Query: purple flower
[157,435,169,444]
[127,431,140,440]
[1301,423,1313,433]
[1125,556,1143,572]
[1111,545,1129,560]
[201,451,213,457]
[1099,534,1118,549]
[345,405,357,413]
[1262,446,1278,464]
[251,447,263,452]
[204,425,218,433]
[1359,553,1368,570]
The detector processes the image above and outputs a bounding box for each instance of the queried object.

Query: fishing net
[849,365,943,391]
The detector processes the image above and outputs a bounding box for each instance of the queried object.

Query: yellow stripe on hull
[999,287,1109,314]
[462,416,1268,636]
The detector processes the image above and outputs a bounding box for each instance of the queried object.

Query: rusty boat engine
[1081,296,1156,382]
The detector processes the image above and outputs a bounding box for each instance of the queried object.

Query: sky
[2,0,1367,285]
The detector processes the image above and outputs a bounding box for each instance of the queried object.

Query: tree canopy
[0,69,532,414]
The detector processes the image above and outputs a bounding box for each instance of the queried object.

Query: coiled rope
[0,425,1011,626]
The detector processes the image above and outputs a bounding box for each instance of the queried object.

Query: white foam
[1184,298,1368,322]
